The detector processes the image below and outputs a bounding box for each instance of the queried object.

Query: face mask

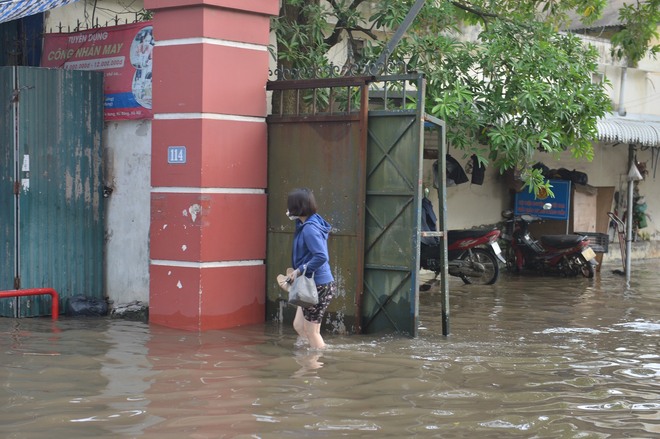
[286,210,299,221]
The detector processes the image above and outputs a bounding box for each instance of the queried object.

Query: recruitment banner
[41,21,154,120]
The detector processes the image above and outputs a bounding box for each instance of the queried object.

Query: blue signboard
[514,179,571,220]
[168,146,186,164]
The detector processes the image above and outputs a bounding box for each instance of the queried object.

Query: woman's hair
[287,188,317,217]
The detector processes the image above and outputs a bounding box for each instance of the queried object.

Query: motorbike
[420,197,505,285]
[500,208,597,278]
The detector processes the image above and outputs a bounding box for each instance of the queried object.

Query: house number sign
[168,146,186,164]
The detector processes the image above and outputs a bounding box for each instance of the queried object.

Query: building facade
[2,0,659,326]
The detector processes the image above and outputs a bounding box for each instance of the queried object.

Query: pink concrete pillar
[144,0,279,330]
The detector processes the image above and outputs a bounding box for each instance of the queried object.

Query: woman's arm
[297,226,328,275]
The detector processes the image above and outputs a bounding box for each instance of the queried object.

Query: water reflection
[293,351,325,378]
[0,261,659,437]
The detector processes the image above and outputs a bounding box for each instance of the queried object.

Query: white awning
[0,0,80,24]
[597,114,660,147]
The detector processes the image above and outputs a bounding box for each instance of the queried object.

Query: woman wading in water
[284,188,336,349]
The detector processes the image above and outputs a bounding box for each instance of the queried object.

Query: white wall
[588,33,660,240]
[582,33,660,117]
[602,65,660,116]
[103,120,151,304]
[532,144,660,241]
[422,153,511,230]
[421,139,660,241]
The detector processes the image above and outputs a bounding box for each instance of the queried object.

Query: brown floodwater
[1,261,659,438]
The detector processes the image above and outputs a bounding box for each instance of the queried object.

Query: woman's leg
[293,307,307,341]
[304,320,325,349]
[299,282,335,350]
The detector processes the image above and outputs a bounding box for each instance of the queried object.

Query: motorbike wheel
[503,245,519,273]
[576,254,594,278]
[562,254,594,278]
[459,248,500,285]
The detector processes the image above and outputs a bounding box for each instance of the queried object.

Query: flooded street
[1,261,659,438]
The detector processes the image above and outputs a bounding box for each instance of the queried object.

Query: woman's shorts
[302,281,336,323]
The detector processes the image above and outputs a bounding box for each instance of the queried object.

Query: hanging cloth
[470,154,486,185]
[446,154,469,186]
[421,197,439,245]
[433,155,470,187]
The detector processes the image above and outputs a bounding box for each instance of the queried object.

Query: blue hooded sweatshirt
[292,213,334,285]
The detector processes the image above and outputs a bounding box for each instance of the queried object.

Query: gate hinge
[13,181,20,195]
[14,276,20,289]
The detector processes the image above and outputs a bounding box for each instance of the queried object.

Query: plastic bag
[66,295,108,317]
[288,268,319,307]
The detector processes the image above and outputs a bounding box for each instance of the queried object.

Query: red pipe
[0,288,60,320]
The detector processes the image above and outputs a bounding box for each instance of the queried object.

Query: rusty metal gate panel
[361,75,426,336]
[266,77,370,334]
[0,66,105,317]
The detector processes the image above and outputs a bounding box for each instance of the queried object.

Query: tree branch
[449,0,498,21]
[325,0,371,47]
[448,0,533,30]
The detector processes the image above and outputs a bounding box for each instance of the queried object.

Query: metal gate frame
[362,74,427,336]
[0,66,105,317]
[265,73,448,336]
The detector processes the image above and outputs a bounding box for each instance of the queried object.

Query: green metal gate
[362,99,424,335]
[0,66,105,317]
[266,74,441,336]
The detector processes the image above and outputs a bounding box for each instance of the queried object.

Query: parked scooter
[500,206,597,278]
[420,197,505,285]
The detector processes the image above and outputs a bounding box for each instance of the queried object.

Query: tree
[271,1,615,194]
[610,0,660,67]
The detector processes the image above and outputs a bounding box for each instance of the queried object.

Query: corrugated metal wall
[0,66,105,317]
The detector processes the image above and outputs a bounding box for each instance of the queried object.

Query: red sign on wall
[41,21,154,120]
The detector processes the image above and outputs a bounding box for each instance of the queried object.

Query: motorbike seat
[447,228,497,243]
[540,234,586,249]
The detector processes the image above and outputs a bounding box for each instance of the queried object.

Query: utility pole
[375,0,426,73]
